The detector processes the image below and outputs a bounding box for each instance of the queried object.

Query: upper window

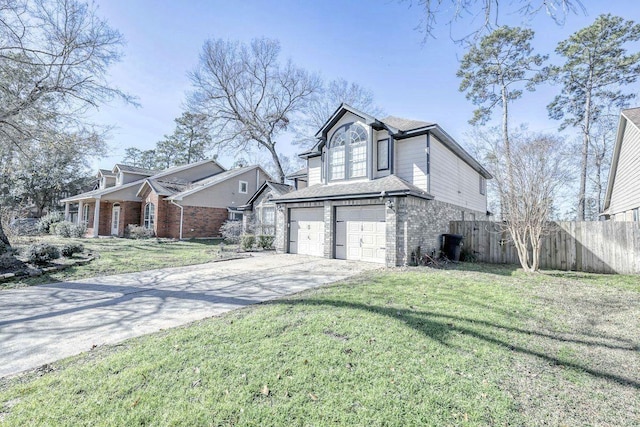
[377,138,389,171]
[479,176,486,195]
[329,123,368,181]
[144,203,155,230]
[239,181,248,194]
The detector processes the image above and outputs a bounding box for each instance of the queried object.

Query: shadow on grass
[271,297,640,390]
[443,262,521,276]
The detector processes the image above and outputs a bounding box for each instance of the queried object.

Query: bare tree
[479,130,572,271]
[0,0,133,252]
[409,0,586,42]
[293,78,384,148]
[188,38,321,183]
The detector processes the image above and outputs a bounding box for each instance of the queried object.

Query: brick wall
[393,197,487,265]
[180,206,228,239]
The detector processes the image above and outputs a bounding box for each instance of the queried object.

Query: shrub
[257,235,275,250]
[61,243,84,258]
[125,224,154,239]
[52,221,86,238]
[36,211,64,234]
[241,234,255,251]
[9,218,39,236]
[26,243,60,265]
[0,253,20,270]
[220,220,243,244]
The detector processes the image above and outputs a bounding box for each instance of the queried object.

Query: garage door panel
[335,206,386,264]
[289,208,324,257]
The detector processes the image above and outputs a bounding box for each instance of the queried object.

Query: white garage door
[335,205,386,264]
[289,208,325,257]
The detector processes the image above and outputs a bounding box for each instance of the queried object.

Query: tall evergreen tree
[546,14,640,220]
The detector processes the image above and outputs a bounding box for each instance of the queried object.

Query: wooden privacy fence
[449,221,640,274]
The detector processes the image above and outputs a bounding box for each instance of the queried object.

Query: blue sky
[89,0,640,171]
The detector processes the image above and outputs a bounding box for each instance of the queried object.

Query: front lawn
[0,267,637,425]
[1,236,231,288]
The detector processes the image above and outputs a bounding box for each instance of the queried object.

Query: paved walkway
[0,254,379,377]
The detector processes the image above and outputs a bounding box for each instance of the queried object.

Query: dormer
[97,169,117,189]
[112,164,157,186]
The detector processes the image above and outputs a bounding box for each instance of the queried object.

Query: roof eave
[274,190,433,203]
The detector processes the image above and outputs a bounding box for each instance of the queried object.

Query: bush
[53,221,87,238]
[36,211,64,234]
[0,253,20,270]
[257,235,275,250]
[241,234,255,251]
[220,220,243,244]
[26,243,60,265]
[61,243,84,258]
[9,218,39,236]
[125,224,154,239]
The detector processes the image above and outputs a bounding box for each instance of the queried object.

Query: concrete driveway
[0,254,379,378]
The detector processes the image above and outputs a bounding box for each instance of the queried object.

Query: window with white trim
[377,138,389,170]
[239,181,248,194]
[329,123,368,181]
[82,204,90,224]
[479,176,486,195]
[144,203,155,229]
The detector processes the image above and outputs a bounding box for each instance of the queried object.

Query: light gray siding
[308,157,322,186]
[181,168,268,208]
[395,135,428,191]
[160,161,224,183]
[609,120,640,216]
[429,135,486,213]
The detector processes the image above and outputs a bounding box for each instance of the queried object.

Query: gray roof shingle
[115,164,158,175]
[273,175,433,202]
[381,116,433,132]
[623,107,640,128]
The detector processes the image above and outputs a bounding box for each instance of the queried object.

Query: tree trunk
[578,78,593,221]
[0,213,10,254]
[267,145,285,183]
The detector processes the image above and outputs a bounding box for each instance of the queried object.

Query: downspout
[170,200,184,240]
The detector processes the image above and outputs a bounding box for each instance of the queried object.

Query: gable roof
[245,181,294,206]
[98,169,116,177]
[113,164,158,175]
[603,107,640,213]
[166,165,271,201]
[60,179,144,203]
[273,175,433,203]
[286,167,308,180]
[301,104,492,179]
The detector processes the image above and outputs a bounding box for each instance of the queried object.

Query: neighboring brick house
[60,159,270,238]
[602,107,640,221]
[272,104,493,266]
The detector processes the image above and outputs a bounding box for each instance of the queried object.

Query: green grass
[1,267,638,426]
[2,236,231,288]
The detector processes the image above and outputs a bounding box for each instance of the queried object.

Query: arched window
[144,203,155,229]
[329,123,368,181]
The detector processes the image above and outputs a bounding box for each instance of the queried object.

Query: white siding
[308,157,322,186]
[609,120,640,215]
[395,136,427,191]
[429,135,486,212]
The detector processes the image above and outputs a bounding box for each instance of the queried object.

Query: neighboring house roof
[113,164,158,175]
[59,180,144,203]
[286,167,308,180]
[166,165,271,201]
[98,169,116,177]
[603,107,640,213]
[244,181,294,206]
[62,158,226,203]
[301,103,492,179]
[273,175,434,203]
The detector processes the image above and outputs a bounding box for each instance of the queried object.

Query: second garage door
[335,205,386,264]
[289,208,325,257]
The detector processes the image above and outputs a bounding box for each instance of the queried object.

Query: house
[271,104,492,266]
[238,181,294,235]
[602,107,640,221]
[60,159,270,238]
